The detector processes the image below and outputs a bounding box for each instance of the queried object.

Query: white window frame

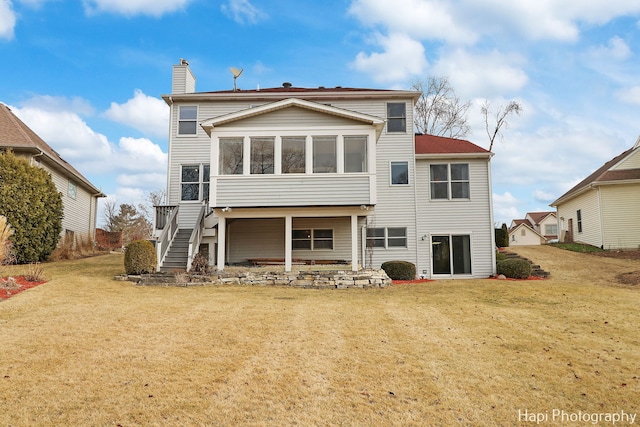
[367,227,408,249]
[386,102,407,133]
[180,164,210,202]
[178,106,198,136]
[390,161,409,185]
[429,163,470,200]
[292,228,334,251]
[68,180,77,200]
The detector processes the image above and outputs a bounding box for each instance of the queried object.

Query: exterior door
[431,234,472,276]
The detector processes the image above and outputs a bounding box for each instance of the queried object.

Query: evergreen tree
[0,151,63,263]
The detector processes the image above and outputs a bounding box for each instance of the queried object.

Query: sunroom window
[344,136,367,173]
[282,137,306,173]
[313,136,337,173]
[250,137,274,174]
[220,138,243,175]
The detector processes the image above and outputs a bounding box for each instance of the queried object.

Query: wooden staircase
[159,228,191,272]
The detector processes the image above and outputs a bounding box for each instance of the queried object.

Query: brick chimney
[172,58,196,94]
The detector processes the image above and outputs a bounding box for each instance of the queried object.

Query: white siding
[226,107,363,128]
[599,184,640,249]
[365,99,418,270]
[226,217,365,264]
[215,175,372,207]
[414,158,495,278]
[556,189,602,247]
[612,148,640,170]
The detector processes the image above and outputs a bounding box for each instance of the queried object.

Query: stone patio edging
[115,269,393,289]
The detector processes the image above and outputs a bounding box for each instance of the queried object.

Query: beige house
[550,138,640,249]
[0,103,105,245]
[508,211,557,246]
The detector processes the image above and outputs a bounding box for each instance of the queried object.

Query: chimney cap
[282,82,292,88]
[179,58,189,66]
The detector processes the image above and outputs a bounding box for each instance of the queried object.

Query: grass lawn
[1,246,639,426]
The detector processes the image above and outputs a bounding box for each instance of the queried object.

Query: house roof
[551,145,639,206]
[0,103,104,196]
[164,85,422,105]
[509,219,530,231]
[414,134,492,158]
[526,211,555,225]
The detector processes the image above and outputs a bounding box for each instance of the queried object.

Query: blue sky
[2,0,640,227]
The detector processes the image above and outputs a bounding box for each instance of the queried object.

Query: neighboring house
[154,61,496,278]
[550,138,640,249]
[0,103,105,245]
[508,211,558,246]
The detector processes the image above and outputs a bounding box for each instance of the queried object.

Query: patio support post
[217,216,226,270]
[351,214,358,271]
[285,215,292,272]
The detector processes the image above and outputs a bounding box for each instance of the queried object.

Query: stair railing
[155,205,179,271]
[186,203,206,271]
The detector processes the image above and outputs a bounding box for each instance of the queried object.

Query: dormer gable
[200,98,385,138]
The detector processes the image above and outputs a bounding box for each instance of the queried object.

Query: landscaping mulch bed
[0,276,47,300]
[591,249,640,260]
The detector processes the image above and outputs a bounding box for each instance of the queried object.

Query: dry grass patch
[0,248,639,426]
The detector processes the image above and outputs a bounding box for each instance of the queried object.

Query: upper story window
[430,163,469,200]
[220,138,243,175]
[576,209,582,233]
[181,164,210,201]
[387,103,406,132]
[313,136,337,173]
[344,136,367,173]
[250,137,274,174]
[68,180,77,200]
[282,136,306,173]
[545,224,558,235]
[391,161,409,185]
[178,106,197,135]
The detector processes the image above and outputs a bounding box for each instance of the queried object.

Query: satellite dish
[230,67,244,91]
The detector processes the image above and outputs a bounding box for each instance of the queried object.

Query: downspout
[596,186,605,249]
[487,154,497,275]
[166,97,174,205]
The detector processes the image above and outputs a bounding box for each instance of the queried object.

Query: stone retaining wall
[116,269,392,289]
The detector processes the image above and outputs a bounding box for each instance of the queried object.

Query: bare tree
[481,99,522,152]
[102,198,119,231]
[412,76,471,138]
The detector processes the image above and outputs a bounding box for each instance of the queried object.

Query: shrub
[381,260,416,280]
[189,252,210,275]
[0,215,14,265]
[124,240,157,275]
[497,258,531,279]
[0,151,63,263]
[24,262,45,282]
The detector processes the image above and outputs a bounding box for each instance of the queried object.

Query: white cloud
[12,105,113,171]
[221,0,266,25]
[533,189,556,203]
[588,36,631,61]
[616,86,640,104]
[10,98,168,208]
[115,137,167,172]
[349,0,640,44]
[492,192,522,224]
[83,0,191,17]
[433,49,528,98]
[349,0,477,45]
[351,32,427,83]
[104,90,169,137]
[0,0,16,40]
